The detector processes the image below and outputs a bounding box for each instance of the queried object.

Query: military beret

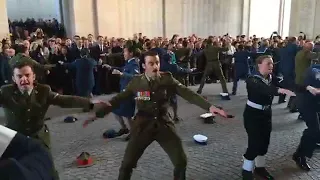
[102,129,117,139]
[64,116,78,123]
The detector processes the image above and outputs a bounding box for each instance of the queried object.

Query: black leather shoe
[117,128,129,136]
[196,90,202,94]
[254,167,274,179]
[242,170,253,180]
[292,153,311,171]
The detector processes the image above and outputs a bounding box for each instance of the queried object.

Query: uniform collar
[127,58,135,63]
[20,88,33,95]
[144,73,161,81]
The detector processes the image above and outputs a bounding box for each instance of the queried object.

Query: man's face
[98,37,103,43]
[23,40,30,49]
[123,48,132,60]
[12,66,35,92]
[7,49,15,57]
[65,39,72,46]
[144,55,160,77]
[88,35,93,41]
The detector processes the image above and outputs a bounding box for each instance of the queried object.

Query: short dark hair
[12,60,34,72]
[141,50,158,64]
[15,44,28,54]
[126,46,141,57]
[256,55,272,65]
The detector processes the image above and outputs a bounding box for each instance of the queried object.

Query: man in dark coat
[293,64,320,171]
[60,49,97,98]
[0,125,53,180]
[278,37,301,110]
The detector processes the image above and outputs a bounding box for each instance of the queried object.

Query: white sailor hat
[220,93,230,100]
[193,134,208,145]
[0,125,17,158]
[200,113,214,118]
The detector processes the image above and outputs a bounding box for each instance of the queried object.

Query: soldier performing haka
[241,55,317,180]
[83,51,233,180]
[0,60,107,180]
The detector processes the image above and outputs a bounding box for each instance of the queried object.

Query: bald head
[304,42,314,51]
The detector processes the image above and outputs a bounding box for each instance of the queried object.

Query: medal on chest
[135,91,151,101]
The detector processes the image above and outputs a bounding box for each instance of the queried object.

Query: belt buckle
[262,105,270,110]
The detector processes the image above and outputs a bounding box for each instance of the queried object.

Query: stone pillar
[62,0,96,37]
[289,0,317,39]
[241,0,251,36]
[0,0,9,39]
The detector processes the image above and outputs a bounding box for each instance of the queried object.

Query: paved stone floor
[1,82,320,180]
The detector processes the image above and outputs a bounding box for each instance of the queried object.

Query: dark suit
[0,55,12,86]
[0,125,53,180]
[64,57,97,97]
[296,65,320,158]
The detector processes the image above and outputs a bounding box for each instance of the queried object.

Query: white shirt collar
[20,88,33,95]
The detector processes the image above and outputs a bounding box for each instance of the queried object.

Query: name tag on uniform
[135,91,151,101]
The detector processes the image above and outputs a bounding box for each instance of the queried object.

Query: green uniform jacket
[174,48,192,64]
[0,83,92,147]
[96,72,212,118]
[295,50,319,85]
[204,45,228,63]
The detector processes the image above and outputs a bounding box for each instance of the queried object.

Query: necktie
[23,91,31,104]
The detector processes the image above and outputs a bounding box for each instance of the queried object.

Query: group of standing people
[1,27,320,180]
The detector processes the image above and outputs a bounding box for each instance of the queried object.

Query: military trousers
[198,61,228,93]
[118,114,187,180]
[243,106,272,160]
[296,110,320,158]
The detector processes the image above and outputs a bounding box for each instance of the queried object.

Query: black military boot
[292,152,311,171]
[118,169,133,180]
[173,168,186,180]
[254,167,274,179]
[242,170,253,180]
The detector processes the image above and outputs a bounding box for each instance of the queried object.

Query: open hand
[102,64,111,69]
[307,86,320,96]
[209,105,228,118]
[112,69,122,75]
[278,88,296,96]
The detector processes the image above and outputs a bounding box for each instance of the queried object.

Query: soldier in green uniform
[1,61,106,180]
[84,51,231,180]
[174,42,192,86]
[197,39,230,95]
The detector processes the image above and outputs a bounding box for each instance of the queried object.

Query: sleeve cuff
[0,126,17,158]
